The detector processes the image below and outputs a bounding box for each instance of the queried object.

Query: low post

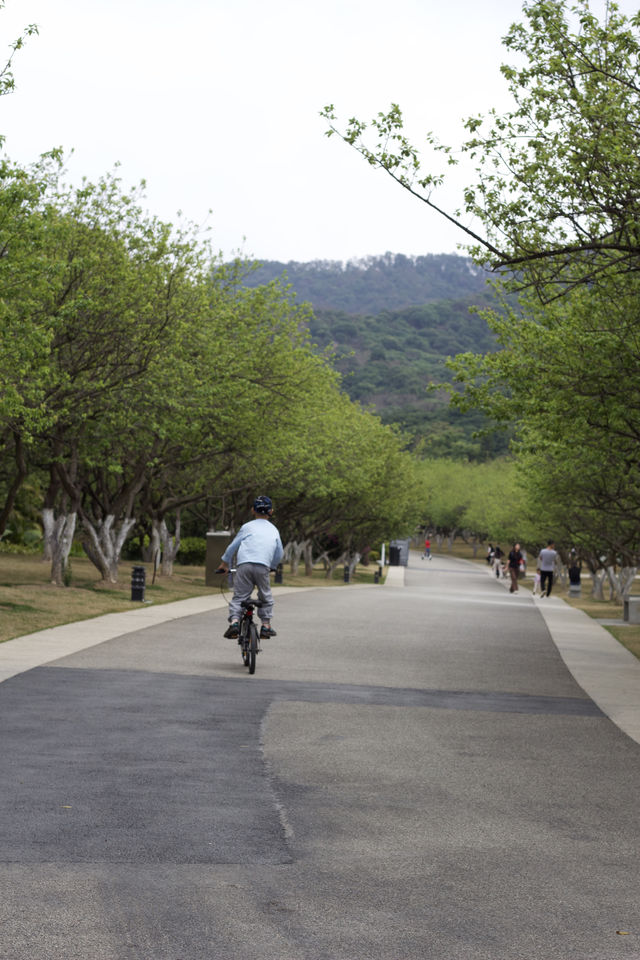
[274,563,283,584]
[131,565,146,602]
[343,564,350,583]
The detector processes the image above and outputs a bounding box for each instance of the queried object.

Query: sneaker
[260,625,277,638]
[224,621,239,639]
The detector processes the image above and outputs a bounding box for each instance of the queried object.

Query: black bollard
[274,563,283,584]
[343,564,350,583]
[131,565,146,602]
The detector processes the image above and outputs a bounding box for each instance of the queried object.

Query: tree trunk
[606,565,638,602]
[620,567,638,597]
[142,523,160,564]
[42,507,55,563]
[81,514,136,582]
[49,512,77,586]
[589,568,606,600]
[324,551,348,579]
[289,540,308,576]
[0,432,27,540]
[157,513,181,577]
[303,541,315,576]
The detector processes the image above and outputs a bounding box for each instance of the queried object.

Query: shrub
[122,536,145,561]
[176,537,206,566]
[0,541,41,555]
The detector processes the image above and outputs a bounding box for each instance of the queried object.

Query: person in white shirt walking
[537,539,558,597]
[217,496,284,640]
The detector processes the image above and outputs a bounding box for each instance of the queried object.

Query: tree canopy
[0,157,426,582]
[322,0,640,302]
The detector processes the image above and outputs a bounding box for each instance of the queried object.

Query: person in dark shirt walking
[508,543,523,593]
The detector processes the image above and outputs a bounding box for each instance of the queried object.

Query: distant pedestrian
[486,544,494,566]
[568,555,582,588]
[508,542,523,593]
[493,545,504,578]
[422,537,432,560]
[537,539,558,597]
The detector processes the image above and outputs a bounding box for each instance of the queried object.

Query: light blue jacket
[221,518,284,569]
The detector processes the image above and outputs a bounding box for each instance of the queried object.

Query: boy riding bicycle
[217,495,284,640]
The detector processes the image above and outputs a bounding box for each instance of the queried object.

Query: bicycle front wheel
[247,623,258,675]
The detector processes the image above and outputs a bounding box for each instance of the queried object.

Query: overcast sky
[2,0,637,263]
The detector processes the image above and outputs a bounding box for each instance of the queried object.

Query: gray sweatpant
[229,562,274,622]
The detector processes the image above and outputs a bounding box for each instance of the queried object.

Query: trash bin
[389,546,401,566]
[205,531,231,586]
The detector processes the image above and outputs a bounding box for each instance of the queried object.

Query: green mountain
[243,252,489,313]
[242,254,506,459]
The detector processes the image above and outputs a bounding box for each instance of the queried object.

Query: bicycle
[216,565,272,675]
[237,596,267,675]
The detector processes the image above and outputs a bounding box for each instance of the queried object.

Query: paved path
[1,556,639,959]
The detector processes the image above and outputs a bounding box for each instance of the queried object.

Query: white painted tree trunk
[589,568,606,600]
[606,565,638,601]
[143,525,161,565]
[46,511,77,586]
[324,551,348,579]
[81,514,136,583]
[289,540,308,576]
[303,540,315,576]
[41,507,55,562]
[157,514,181,576]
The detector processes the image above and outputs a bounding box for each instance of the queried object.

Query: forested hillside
[308,295,504,459]
[243,253,489,313]
[242,254,506,459]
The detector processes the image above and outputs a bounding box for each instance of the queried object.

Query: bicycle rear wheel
[247,623,258,675]
[240,620,251,667]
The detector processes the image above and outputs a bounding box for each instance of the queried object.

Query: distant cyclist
[217,496,284,640]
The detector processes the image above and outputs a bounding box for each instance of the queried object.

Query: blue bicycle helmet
[253,495,273,515]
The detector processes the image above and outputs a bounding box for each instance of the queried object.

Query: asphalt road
[1,555,639,959]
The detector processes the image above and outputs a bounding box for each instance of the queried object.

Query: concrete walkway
[0,586,309,684]
[2,561,638,745]
[485,562,640,746]
[2,554,640,959]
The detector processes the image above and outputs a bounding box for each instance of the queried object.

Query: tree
[19,169,214,583]
[322,0,640,301]
[447,275,640,564]
[0,155,65,539]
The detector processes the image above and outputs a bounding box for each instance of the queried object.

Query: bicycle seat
[240,598,267,608]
